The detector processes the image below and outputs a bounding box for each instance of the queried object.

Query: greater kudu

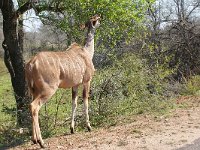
[25,15,100,148]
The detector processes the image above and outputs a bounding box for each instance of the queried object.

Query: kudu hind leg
[30,99,37,144]
[70,87,78,134]
[30,98,44,147]
[83,82,92,131]
[30,90,56,148]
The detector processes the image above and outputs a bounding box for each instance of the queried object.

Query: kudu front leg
[83,82,92,132]
[70,87,78,134]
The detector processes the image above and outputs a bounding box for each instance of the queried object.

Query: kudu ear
[91,14,101,20]
[80,24,86,30]
[79,14,101,30]
[80,21,90,30]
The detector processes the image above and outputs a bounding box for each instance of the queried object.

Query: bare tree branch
[186,2,200,18]
[15,0,65,19]
[16,1,31,17]
[33,4,65,15]
[2,40,15,77]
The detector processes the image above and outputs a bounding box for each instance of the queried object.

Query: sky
[23,9,42,32]
[13,0,42,32]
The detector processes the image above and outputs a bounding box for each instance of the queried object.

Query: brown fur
[26,43,95,92]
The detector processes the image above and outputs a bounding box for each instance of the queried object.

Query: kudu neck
[84,28,95,59]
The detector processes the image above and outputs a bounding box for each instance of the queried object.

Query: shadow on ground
[0,125,30,150]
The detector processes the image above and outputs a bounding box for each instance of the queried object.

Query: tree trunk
[1,0,31,127]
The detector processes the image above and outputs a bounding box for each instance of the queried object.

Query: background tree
[165,0,200,80]
[142,0,200,80]
[0,0,34,126]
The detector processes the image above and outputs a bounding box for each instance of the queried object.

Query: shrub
[183,75,200,96]
[89,53,175,127]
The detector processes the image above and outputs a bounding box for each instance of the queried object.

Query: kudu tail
[25,63,34,95]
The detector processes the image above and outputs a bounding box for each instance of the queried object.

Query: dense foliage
[37,0,154,47]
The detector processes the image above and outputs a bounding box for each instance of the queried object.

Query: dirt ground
[10,96,200,150]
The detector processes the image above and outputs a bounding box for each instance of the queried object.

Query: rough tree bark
[0,0,33,127]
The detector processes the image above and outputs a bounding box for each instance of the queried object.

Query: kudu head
[81,14,101,30]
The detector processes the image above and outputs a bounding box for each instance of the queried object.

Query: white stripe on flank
[71,59,76,78]
[76,57,82,75]
[59,61,65,75]
[76,59,83,83]
[46,58,55,78]
[51,56,58,73]
[46,59,50,67]
[40,56,46,71]
[54,53,65,75]
[53,53,60,73]
[76,56,84,74]
[65,53,74,79]
[64,62,69,77]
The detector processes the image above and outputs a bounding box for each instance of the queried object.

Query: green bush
[89,53,175,127]
[183,75,200,96]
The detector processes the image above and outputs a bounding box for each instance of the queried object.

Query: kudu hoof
[87,126,92,132]
[70,127,75,134]
[32,139,38,144]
